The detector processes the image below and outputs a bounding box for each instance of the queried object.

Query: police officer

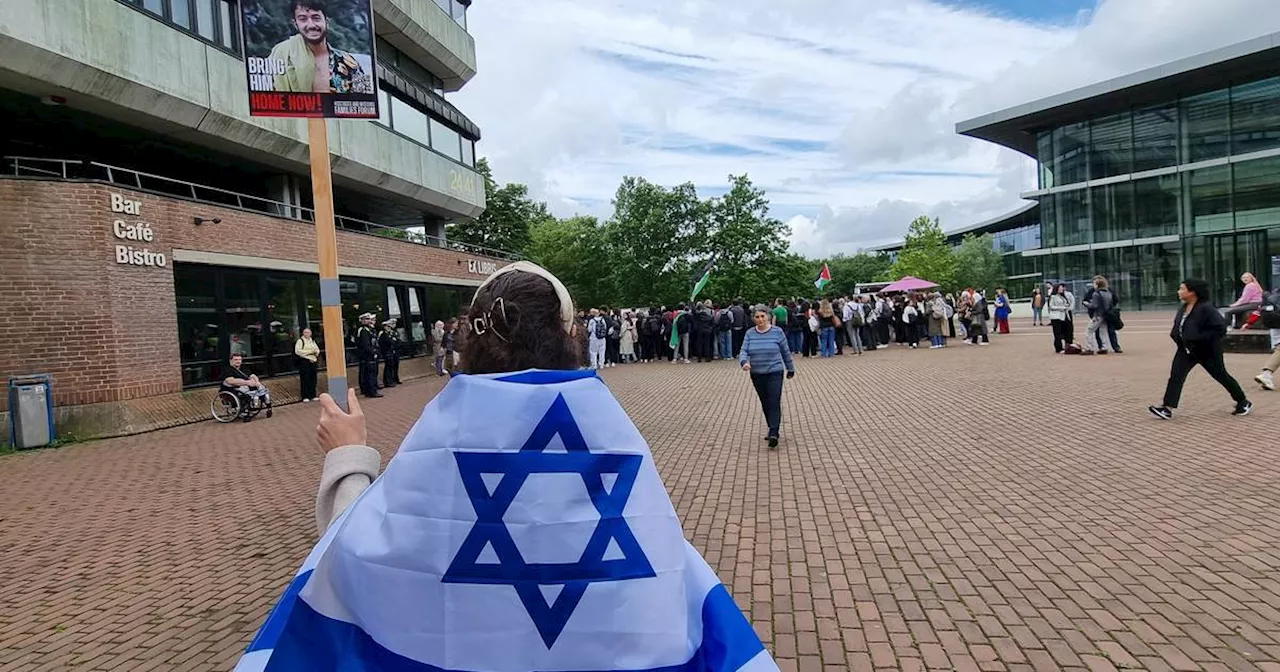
[379,318,402,388]
[356,312,382,398]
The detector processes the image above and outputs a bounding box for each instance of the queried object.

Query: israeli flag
[235,369,778,672]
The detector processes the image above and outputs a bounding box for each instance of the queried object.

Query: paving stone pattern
[1,315,1278,671]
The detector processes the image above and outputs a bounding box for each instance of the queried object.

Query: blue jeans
[719,330,733,359]
[931,335,944,347]
[788,329,803,353]
[1032,307,1043,324]
[820,327,836,357]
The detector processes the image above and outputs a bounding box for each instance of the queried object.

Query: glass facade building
[956,35,1280,309]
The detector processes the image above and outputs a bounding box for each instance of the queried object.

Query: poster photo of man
[241,0,379,118]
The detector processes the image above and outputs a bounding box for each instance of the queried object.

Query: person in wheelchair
[221,353,270,420]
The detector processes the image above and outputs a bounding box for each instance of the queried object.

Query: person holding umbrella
[739,304,796,449]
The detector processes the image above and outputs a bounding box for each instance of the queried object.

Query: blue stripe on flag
[259,583,763,671]
[245,570,312,653]
[492,370,599,385]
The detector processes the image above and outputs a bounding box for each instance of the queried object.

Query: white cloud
[453,0,1280,254]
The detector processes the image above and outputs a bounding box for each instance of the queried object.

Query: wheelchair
[211,385,273,423]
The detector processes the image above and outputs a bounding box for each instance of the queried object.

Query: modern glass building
[916,32,1280,309]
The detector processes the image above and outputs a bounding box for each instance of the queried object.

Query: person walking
[1047,284,1075,353]
[1149,278,1252,419]
[1253,288,1280,390]
[431,320,446,375]
[739,305,796,449]
[294,327,320,401]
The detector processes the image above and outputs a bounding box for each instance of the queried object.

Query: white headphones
[470,261,576,334]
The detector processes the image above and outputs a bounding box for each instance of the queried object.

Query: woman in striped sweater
[739,304,796,448]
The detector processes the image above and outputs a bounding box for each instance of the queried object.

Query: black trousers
[298,358,318,400]
[1162,345,1247,408]
[860,325,876,351]
[732,329,746,358]
[606,338,620,364]
[358,358,379,396]
[875,321,890,346]
[694,331,714,361]
[1051,319,1074,352]
[803,329,817,357]
[382,353,400,386]
[750,371,784,438]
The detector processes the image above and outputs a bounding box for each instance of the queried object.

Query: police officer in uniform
[356,312,382,398]
[379,318,402,388]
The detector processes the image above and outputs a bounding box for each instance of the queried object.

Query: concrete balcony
[373,0,477,92]
[0,0,484,218]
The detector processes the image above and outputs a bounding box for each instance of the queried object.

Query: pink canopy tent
[879,276,938,293]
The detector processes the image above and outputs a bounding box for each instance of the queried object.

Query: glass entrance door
[1207,231,1269,305]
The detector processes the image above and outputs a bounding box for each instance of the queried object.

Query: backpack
[849,307,865,327]
[607,316,620,339]
[1063,343,1083,355]
[931,302,945,320]
[717,311,732,331]
[644,315,662,336]
[944,303,955,319]
[592,317,607,339]
[1261,290,1280,329]
[905,309,919,325]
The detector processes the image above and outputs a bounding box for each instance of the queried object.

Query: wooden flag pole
[308,117,350,411]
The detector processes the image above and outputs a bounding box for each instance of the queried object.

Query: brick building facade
[0,178,502,440]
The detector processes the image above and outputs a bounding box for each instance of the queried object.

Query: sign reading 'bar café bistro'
[110,193,166,267]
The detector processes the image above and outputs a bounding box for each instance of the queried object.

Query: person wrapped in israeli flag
[235,261,778,672]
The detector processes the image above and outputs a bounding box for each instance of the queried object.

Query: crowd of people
[570,288,1030,370]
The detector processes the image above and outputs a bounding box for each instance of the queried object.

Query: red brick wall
[0,179,500,411]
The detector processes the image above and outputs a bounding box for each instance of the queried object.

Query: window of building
[409,287,429,357]
[1039,196,1057,249]
[1093,247,1138,307]
[1089,113,1133,179]
[121,0,237,53]
[266,277,302,376]
[377,89,392,128]
[1231,77,1280,157]
[1233,156,1280,231]
[1132,174,1181,239]
[461,139,475,168]
[390,94,431,147]
[1138,242,1182,309]
[1186,165,1233,234]
[224,272,266,367]
[1181,88,1231,163]
[1091,182,1134,244]
[175,266,222,387]
[1132,104,1179,173]
[1036,131,1054,189]
[431,119,463,162]
[1057,190,1091,247]
[1052,122,1090,186]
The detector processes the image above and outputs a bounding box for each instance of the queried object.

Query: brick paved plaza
[1,314,1277,672]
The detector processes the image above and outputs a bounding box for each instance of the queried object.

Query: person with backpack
[1253,288,1280,390]
[586,307,607,370]
[843,297,864,355]
[1081,276,1114,355]
[1148,278,1252,420]
[640,308,661,362]
[715,303,734,361]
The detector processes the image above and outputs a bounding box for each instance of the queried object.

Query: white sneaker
[1257,371,1276,391]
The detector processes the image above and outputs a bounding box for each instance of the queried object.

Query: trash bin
[8,374,54,450]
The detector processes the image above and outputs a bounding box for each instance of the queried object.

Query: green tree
[446,159,545,256]
[891,215,957,290]
[605,177,707,306]
[952,234,1007,292]
[526,215,611,310]
[697,175,794,303]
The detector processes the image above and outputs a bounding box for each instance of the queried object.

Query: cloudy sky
[452,0,1280,256]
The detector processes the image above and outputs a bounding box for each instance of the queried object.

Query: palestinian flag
[668,310,685,350]
[814,263,832,291]
[690,257,715,302]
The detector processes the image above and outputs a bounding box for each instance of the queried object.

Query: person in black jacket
[378,319,401,388]
[1149,279,1251,419]
[355,313,382,398]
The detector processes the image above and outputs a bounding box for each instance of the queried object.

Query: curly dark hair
[460,271,581,374]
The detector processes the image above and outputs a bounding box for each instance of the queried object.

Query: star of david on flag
[233,369,779,672]
[444,393,655,647]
